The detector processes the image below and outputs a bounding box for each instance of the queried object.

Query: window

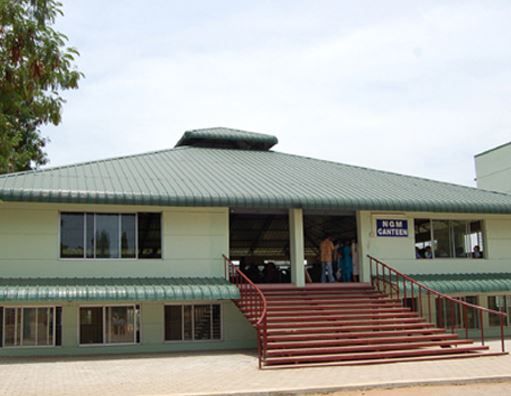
[414,219,484,259]
[79,305,140,345]
[60,213,161,259]
[435,296,480,329]
[488,296,511,327]
[1,307,61,347]
[164,304,221,342]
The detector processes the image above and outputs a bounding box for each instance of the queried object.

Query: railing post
[403,277,407,304]
[464,305,468,339]
[395,270,400,300]
[369,257,374,288]
[437,297,442,328]
[411,283,415,312]
[501,315,506,353]
[418,287,423,317]
[375,261,380,292]
[480,310,485,346]
[450,299,455,333]
[427,290,431,323]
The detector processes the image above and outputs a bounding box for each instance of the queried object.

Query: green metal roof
[175,127,278,150]
[405,273,511,294]
[0,277,239,302]
[1,127,511,213]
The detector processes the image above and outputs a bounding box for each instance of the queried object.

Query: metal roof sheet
[405,273,511,294]
[0,277,239,302]
[1,128,511,213]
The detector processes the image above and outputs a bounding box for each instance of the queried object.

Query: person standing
[341,240,353,282]
[320,235,336,283]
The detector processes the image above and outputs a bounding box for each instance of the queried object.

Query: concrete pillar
[356,210,371,283]
[289,208,305,287]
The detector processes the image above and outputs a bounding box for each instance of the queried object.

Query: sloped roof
[0,277,239,302]
[1,127,511,213]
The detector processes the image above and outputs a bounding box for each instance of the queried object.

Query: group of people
[416,245,484,259]
[319,235,359,283]
[239,260,288,283]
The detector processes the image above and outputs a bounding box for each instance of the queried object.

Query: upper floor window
[414,219,484,259]
[60,212,162,259]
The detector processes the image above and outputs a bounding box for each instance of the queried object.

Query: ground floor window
[1,307,61,347]
[164,304,221,341]
[79,305,140,345]
[488,296,511,327]
[435,296,480,329]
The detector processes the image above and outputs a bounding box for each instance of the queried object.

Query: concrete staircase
[237,283,502,368]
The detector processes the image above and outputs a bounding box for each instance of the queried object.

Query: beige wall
[475,143,511,194]
[0,202,229,278]
[358,210,511,280]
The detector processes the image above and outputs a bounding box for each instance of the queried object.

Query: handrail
[368,255,507,353]
[223,254,268,368]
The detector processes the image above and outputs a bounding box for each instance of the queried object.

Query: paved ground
[315,381,511,396]
[0,340,510,396]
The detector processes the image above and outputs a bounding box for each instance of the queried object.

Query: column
[289,208,305,287]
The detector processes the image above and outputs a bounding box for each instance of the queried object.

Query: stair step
[268,317,425,329]
[266,339,475,356]
[267,328,449,342]
[264,296,393,302]
[258,284,373,292]
[265,302,404,310]
[263,299,401,307]
[266,307,411,315]
[266,312,418,322]
[263,345,490,366]
[268,322,436,334]
[263,351,507,369]
[267,333,461,348]
[263,291,383,299]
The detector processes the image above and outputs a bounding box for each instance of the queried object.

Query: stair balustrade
[368,255,507,353]
[223,255,268,368]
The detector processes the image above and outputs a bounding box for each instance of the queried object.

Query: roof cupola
[175,127,278,150]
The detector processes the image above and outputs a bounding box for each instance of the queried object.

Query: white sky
[43,0,511,186]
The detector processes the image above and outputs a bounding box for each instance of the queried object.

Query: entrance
[303,212,358,283]
[229,209,291,283]
[229,209,359,284]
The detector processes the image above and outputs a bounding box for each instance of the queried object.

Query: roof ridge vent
[175,127,278,150]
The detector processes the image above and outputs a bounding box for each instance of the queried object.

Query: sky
[42,0,511,187]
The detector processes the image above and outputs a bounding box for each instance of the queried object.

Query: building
[1,127,511,365]
[475,142,511,194]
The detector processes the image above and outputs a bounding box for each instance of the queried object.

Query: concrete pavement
[0,340,510,396]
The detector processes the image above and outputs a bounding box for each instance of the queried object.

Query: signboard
[376,219,409,237]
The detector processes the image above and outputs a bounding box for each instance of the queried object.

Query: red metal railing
[223,255,268,368]
[368,255,507,353]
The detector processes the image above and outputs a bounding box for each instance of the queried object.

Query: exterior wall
[0,301,256,357]
[475,142,511,194]
[0,202,229,278]
[358,210,511,281]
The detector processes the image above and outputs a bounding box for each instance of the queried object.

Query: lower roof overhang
[404,273,511,295]
[0,277,240,302]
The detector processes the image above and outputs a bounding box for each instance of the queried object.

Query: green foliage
[0,0,82,173]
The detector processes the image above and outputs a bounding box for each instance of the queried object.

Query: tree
[0,0,82,174]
